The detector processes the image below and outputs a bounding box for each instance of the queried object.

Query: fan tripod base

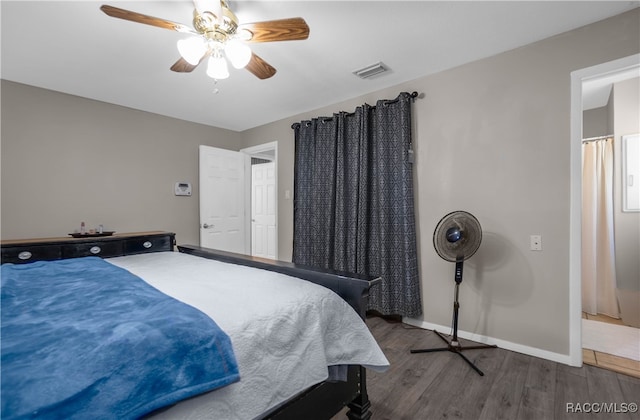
[411,330,497,376]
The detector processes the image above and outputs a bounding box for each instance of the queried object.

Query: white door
[199,145,246,253]
[251,162,277,259]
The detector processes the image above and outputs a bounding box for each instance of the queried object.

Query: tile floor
[582,312,640,378]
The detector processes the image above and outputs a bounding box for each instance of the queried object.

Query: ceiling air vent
[353,62,388,79]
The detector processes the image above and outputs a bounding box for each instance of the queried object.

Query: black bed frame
[177,245,380,420]
[1,233,380,420]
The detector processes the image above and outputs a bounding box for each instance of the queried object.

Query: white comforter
[108,252,389,420]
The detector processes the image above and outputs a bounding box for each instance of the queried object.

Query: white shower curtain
[582,137,618,318]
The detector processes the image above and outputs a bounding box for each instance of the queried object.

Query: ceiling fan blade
[170,51,210,73]
[238,18,310,43]
[245,53,277,79]
[100,5,196,34]
[171,57,198,73]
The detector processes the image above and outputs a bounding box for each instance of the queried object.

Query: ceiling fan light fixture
[206,55,229,79]
[224,38,252,69]
[177,37,207,65]
[99,2,309,81]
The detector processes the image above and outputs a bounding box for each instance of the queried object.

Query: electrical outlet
[530,235,542,251]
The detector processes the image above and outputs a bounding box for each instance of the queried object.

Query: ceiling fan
[100,0,310,80]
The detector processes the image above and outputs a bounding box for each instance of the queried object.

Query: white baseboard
[402,317,574,366]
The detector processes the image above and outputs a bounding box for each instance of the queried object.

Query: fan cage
[432,211,482,263]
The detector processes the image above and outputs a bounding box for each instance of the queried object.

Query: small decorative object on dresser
[69,231,116,238]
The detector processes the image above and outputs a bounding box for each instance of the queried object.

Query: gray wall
[243,8,640,357]
[583,105,611,139]
[1,81,242,245]
[1,8,638,359]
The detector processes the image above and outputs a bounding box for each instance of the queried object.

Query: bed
[1,233,388,420]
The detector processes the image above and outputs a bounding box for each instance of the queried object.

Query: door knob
[202,223,214,229]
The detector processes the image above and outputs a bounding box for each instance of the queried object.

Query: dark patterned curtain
[292,92,421,317]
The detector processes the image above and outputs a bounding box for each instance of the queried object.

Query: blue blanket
[1,257,240,419]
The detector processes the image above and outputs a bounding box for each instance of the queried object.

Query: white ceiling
[2,1,638,132]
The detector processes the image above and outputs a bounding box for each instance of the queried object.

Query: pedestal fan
[411,210,497,376]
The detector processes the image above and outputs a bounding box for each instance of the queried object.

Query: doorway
[241,141,278,260]
[569,54,640,367]
[199,145,246,253]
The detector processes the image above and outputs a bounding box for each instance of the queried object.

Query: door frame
[240,141,278,260]
[569,53,640,367]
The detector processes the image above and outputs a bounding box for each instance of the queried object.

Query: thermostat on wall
[174,182,192,196]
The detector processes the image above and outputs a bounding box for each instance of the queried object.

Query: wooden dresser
[1,231,176,264]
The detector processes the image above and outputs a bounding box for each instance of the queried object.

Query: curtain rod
[291,91,419,129]
[582,134,613,143]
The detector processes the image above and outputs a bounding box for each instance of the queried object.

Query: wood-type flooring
[333,315,640,420]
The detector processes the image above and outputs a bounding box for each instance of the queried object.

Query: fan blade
[238,18,309,43]
[100,5,196,34]
[170,51,209,73]
[171,57,198,73]
[245,53,276,79]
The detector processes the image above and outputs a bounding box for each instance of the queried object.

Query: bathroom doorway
[570,54,640,373]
